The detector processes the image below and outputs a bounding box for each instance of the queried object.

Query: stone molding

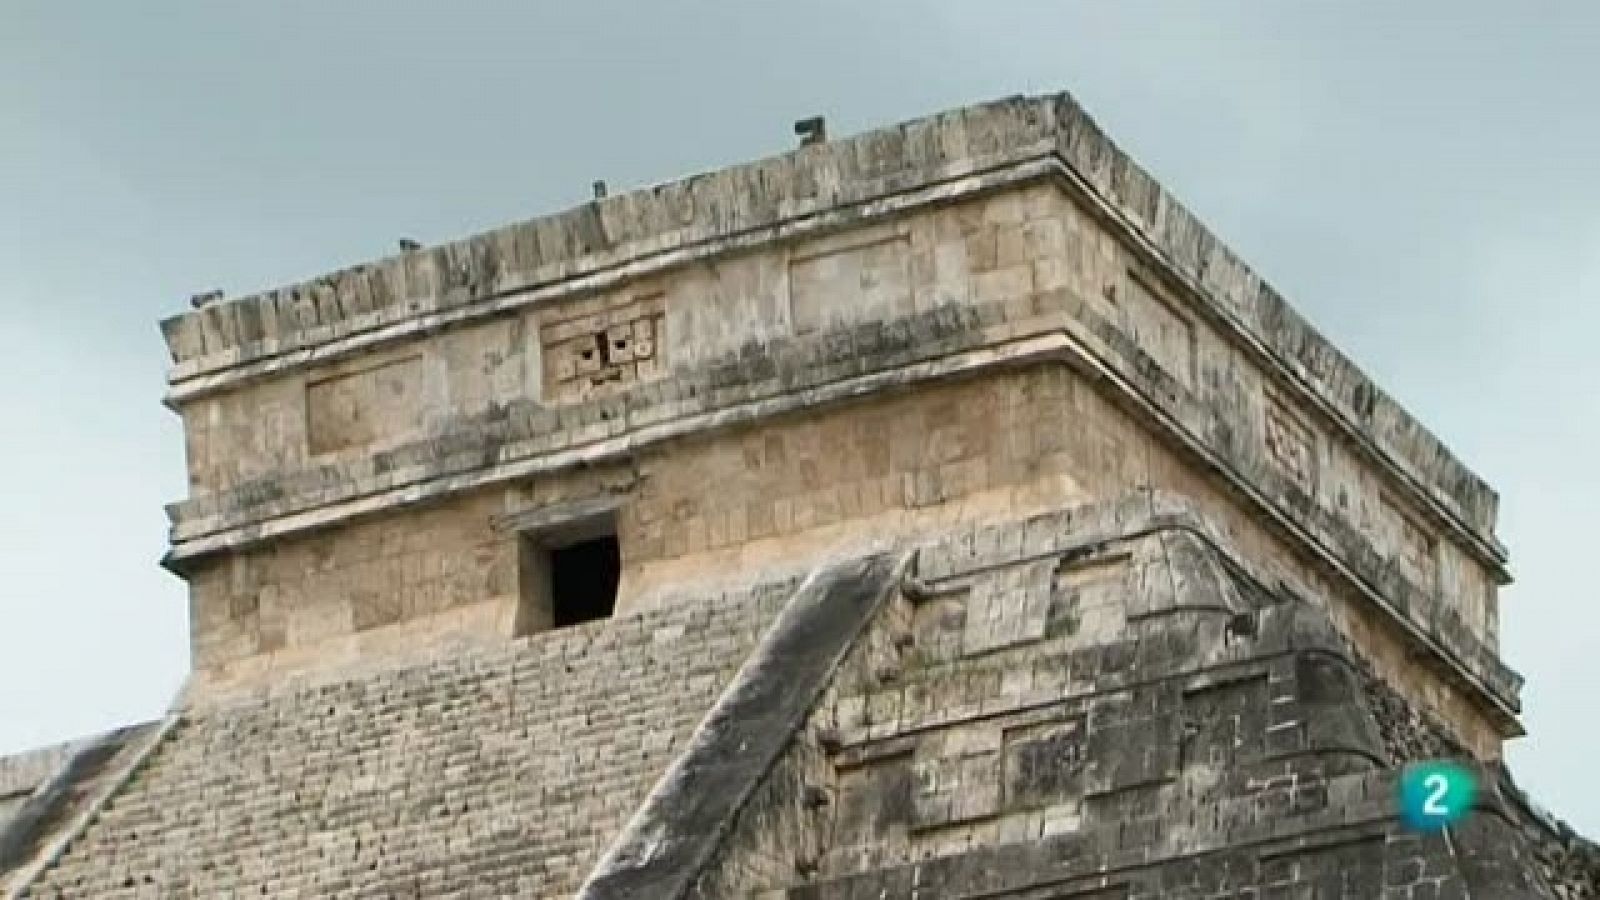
[164,287,1506,586]
[627,497,1540,897]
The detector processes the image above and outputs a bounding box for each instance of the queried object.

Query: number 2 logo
[1422,773,1451,817]
[1400,762,1476,832]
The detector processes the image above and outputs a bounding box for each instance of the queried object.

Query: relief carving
[541,292,666,403]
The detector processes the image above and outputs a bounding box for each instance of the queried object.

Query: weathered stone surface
[151,94,1502,566]
[6,502,1593,898]
[682,506,1583,899]
[6,90,1592,898]
[0,722,167,898]
[579,553,904,900]
[153,118,1516,753]
[10,581,793,898]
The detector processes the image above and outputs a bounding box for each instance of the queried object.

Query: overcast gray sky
[2,2,1596,833]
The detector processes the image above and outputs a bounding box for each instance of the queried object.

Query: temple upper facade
[156,94,1514,758]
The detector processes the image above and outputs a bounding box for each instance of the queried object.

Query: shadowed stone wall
[679,505,1558,899]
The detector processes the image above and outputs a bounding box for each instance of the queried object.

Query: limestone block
[962,559,1055,656]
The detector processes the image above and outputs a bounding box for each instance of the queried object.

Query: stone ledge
[709,509,1543,896]
[161,154,1057,405]
[167,297,1036,538]
[1025,310,1523,709]
[165,314,1070,557]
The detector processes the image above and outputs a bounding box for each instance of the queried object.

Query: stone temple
[2,92,1597,898]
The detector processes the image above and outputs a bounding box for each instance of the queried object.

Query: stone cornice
[1042,149,1510,573]
[158,93,1505,574]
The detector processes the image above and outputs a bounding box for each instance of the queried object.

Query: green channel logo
[1398,761,1477,833]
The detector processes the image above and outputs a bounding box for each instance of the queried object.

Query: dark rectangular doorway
[549,534,620,628]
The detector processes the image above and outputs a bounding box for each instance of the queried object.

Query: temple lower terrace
[2,92,1596,898]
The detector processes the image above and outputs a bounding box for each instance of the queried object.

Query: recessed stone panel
[789,227,912,334]
[961,559,1056,656]
[1380,494,1437,593]
[1264,392,1319,495]
[305,355,425,456]
[1049,554,1131,644]
[1115,272,1194,386]
[1002,716,1088,810]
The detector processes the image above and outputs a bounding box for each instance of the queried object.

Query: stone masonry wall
[157,94,1502,556]
[172,187,1497,663]
[694,509,1551,898]
[160,95,1520,752]
[186,489,514,684]
[801,527,1387,885]
[602,360,1504,756]
[182,353,1503,759]
[172,180,1506,710]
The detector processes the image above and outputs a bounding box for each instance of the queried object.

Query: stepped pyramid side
[9,582,791,898]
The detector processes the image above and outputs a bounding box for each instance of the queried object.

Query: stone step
[19,580,793,899]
